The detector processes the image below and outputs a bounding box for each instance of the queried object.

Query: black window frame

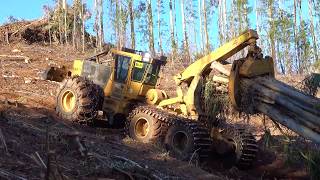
[114,55,131,84]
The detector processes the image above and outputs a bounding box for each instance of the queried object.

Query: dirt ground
[0,42,317,179]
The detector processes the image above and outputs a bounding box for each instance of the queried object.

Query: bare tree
[308,0,319,62]
[293,0,299,71]
[94,0,104,50]
[147,0,155,55]
[157,0,163,55]
[180,0,189,59]
[81,0,85,52]
[198,0,203,51]
[202,0,209,53]
[129,0,135,49]
[169,0,176,53]
[63,0,68,44]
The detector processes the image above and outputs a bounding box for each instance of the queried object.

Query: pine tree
[180,0,190,60]
[94,0,104,50]
[169,0,177,54]
[198,0,203,51]
[308,0,318,62]
[202,0,209,53]
[63,0,68,44]
[157,0,163,55]
[147,0,155,55]
[129,0,135,49]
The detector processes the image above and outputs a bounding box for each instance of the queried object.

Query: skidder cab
[54,47,167,127]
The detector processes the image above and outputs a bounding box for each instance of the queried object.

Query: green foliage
[283,141,303,166]
[202,76,229,126]
[314,60,320,71]
[301,150,320,180]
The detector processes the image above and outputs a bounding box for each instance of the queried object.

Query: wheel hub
[172,131,188,152]
[62,90,76,112]
[135,118,150,137]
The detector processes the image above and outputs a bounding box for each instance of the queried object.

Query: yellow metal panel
[127,81,144,98]
[139,84,155,96]
[71,60,84,76]
[110,48,142,61]
[179,30,258,82]
[134,61,144,69]
[104,74,114,96]
[239,57,275,77]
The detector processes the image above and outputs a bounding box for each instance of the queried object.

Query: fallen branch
[0,55,30,63]
[113,167,134,180]
[35,152,47,169]
[0,169,27,180]
[0,128,8,153]
[110,155,143,169]
[188,148,200,165]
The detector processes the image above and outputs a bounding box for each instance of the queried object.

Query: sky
[0,0,311,53]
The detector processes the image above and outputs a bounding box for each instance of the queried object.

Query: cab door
[111,55,131,99]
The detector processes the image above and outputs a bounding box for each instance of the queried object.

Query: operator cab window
[144,64,160,85]
[132,61,147,82]
[115,55,131,83]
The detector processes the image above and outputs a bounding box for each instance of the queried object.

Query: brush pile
[0,19,49,44]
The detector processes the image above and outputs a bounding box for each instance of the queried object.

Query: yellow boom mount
[158,30,274,118]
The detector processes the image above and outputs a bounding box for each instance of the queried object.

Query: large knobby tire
[126,107,166,143]
[220,128,258,169]
[56,76,103,124]
[164,120,212,161]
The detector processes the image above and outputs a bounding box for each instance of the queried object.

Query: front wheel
[126,106,166,143]
[56,76,103,124]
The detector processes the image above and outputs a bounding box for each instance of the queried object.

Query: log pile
[211,63,320,143]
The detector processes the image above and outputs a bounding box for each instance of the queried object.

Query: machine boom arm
[179,30,258,82]
[158,30,260,118]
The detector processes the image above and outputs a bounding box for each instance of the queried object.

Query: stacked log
[211,63,320,143]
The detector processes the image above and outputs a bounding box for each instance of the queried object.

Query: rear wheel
[56,76,103,124]
[164,120,212,161]
[220,128,258,169]
[126,107,166,143]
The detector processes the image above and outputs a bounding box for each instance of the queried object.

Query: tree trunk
[308,0,319,62]
[180,0,189,60]
[157,0,163,55]
[63,0,67,44]
[94,0,104,51]
[298,0,303,73]
[73,0,77,48]
[218,0,223,44]
[268,0,276,65]
[198,0,203,51]
[293,0,299,72]
[169,0,176,54]
[202,0,209,53]
[147,0,155,55]
[58,0,63,44]
[81,0,85,52]
[129,0,135,49]
[223,0,227,41]
[99,0,104,50]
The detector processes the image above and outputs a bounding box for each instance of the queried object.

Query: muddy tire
[164,120,212,161]
[126,107,166,143]
[56,76,103,124]
[220,128,258,169]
